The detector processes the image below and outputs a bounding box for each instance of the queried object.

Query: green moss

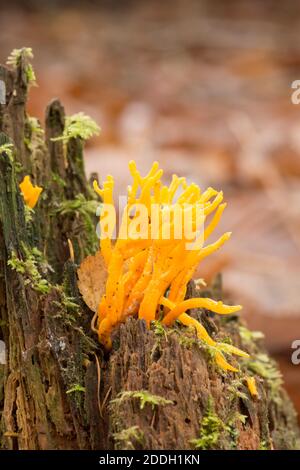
[14,161,23,175]
[62,296,80,312]
[66,384,85,394]
[190,398,223,450]
[54,194,99,256]
[151,320,168,339]
[0,143,14,160]
[227,378,249,402]
[28,117,44,137]
[239,326,264,345]
[51,112,100,144]
[191,397,248,450]
[6,48,37,86]
[259,439,269,450]
[225,412,248,449]
[245,353,282,404]
[55,194,98,218]
[219,336,233,345]
[175,325,205,349]
[24,205,34,224]
[52,290,80,314]
[24,117,45,151]
[179,334,199,348]
[51,289,81,326]
[51,172,67,188]
[149,321,167,361]
[112,426,144,450]
[111,390,173,411]
[7,245,51,294]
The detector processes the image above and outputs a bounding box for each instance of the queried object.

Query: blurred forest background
[0,0,299,418]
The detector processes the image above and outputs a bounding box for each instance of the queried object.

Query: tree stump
[0,50,299,450]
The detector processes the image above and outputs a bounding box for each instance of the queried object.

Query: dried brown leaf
[77,251,107,312]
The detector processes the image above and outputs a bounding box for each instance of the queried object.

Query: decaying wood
[0,50,299,450]
[0,52,101,449]
[97,274,300,450]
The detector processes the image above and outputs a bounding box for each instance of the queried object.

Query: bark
[0,51,299,450]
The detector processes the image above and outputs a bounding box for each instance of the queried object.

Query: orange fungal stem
[163,298,242,326]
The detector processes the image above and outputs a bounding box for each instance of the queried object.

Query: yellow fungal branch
[246,376,259,398]
[19,175,43,209]
[93,161,248,372]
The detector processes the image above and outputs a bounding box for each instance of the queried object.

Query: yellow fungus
[246,376,258,398]
[67,238,75,263]
[93,161,248,372]
[19,175,43,208]
[162,298,242,327]
[215,352,238,373]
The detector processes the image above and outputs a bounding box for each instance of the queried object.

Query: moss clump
[245,353,282,404]
[175,324,199,348]
[8,245,50,294]
[53,195,99,258]
[66,384,85,394]
[7,248,51,294]
[60,294,80,313]
[24,205,34,224]
[51,172,67,189]
[0,143,13,159]
[24,117,45,151]
[112,426,144,450]
[239,326,264,345]
[111,390,173,411]
[27,116,44,137]
[55,194,98,219]
[259,439,269,450]
[191,397,248,450]
[151,320,168,339]
[190,398,223,450]
[6,48,36,86]
[225,412,248,449]
[227,378,249,402]
[51,112,100,144]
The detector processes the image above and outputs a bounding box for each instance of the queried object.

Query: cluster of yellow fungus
[19,175,43,209]
[93,161,248,372]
